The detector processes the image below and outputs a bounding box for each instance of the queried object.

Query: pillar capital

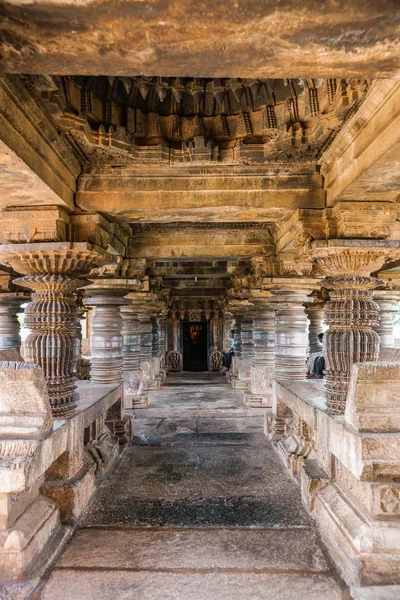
[297,239,400,278]
[265,277,320,303]
[0,242,108,277]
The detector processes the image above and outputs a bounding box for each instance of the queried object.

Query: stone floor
[38,372,349,599]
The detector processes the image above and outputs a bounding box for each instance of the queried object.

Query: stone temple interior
[0,1,400,599]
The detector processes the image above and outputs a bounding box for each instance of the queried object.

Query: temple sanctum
[0,1,400,598]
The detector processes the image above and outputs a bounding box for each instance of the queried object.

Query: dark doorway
[183,321,208,371]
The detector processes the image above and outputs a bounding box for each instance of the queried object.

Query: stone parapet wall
[266,364,400,590]
[0,362,128,582]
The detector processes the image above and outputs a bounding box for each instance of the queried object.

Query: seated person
[221,348,234,372]
[307,333,325,379]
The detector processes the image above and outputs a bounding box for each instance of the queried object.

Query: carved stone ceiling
[27,75,370,166]
[1,0,399,78]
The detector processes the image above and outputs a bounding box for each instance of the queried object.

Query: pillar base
[243,392,272,408]
[145,380,160,391]
[131,394,149,409]
[232,379,250,390]
[40,461,96,524]
[0,495,60,582]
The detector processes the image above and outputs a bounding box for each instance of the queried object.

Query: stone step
[41,528,345,600]
[56,527,333,572]
[41,570,345,600]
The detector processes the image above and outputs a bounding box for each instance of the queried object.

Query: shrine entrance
[183,321,208,371]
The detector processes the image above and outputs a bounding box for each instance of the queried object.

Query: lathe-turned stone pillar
[0,243,105,417]
[230,312,242,386]
[168,310,178,352]
[235,311,254,390]
[324,276,382,414]
[244,304,276,407]
[140,313,157,392]
[121,305,146,408]
[270,279,318,381]
[83,280,134,385]
[0,288,29,356]
[223,314,234,351]
[127,290,167,401]
[158,315,167,382]
[151,315,166,387]
[305,301,324,353]
[301,241,400,414]
[373,289,400,348]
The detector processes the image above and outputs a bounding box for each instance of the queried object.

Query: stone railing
[266,362,400,590]
[0,361,130,582]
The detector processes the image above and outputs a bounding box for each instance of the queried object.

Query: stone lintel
[274,208,328,255]
[0,206,71,245]
[320,80,400,206]
[0,76,79,210]
[329,201,397,240]
[77,169,325,223]
[71,213,130,258]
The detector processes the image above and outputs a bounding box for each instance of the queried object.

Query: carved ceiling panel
[25,75,370,165]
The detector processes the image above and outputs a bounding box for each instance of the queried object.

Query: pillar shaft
[245,307,276,407]
[0,293,28,354]
[302,243,400,414]
[121,306,146,408]
[306,303,324,353]
[324,277,380,414]
[237,313,253,388]
[275,300,309,380]
[374,291,399,348]
[84,281,135,385]
[17,274,82,416]
[233,314,242,357]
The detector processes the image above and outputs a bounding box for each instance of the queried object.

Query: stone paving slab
[41,571,345,600]
[86,443,308,501]
[84,442,312,526]
[133,415,265,446]
[83,495,313,527]
[57,527,332,572]
[135,408,267,418]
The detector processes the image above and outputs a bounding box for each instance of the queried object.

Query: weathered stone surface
[0,361,52,442]
[40,571,344,600]
[346,362,400,432]
[57,527,330,572]
[1,1,399,78]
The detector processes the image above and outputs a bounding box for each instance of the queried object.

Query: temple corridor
[39,373,347,600]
